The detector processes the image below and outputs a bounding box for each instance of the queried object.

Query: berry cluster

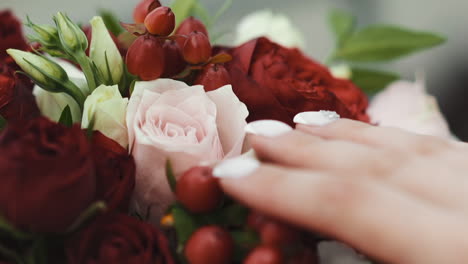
[165,166,320,264]
[125,0,231,83]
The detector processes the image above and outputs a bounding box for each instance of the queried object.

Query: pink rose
[127,79,248,221]
[368,79,452,139]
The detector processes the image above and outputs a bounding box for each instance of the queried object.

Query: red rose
[225,38,369,125]
[0,117,96,233]
[0,64,40,121]
[66,213,175,264]
[92,131,136,213]
[0,10,28,60]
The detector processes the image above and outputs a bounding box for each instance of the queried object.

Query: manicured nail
[294,111,340,126]
[244,120,292,137]
[213,156,260,179]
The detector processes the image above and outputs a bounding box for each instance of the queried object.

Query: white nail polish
[294,111,340,126]
[244,120,293,137]
[213,156,260,179]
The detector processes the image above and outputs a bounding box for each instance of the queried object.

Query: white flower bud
[90,16,123,85]
[82,85,129,148]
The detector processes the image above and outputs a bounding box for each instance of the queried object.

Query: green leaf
[0,114,6,131]
[98,9,124,36]
[172,205,198,245]
[231,230,260,263]
[0,214,34,241]
[351,68,400,94]
[166,160,177,193]
[65,201,107,234]
[328,9,356,46]
[58,105,73,127]
[212,0,233,28]
[171,0,197,27]
[333,25,446,62]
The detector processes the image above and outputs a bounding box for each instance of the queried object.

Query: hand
[213,119,468,264]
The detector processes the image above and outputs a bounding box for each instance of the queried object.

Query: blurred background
[2,0,468,140]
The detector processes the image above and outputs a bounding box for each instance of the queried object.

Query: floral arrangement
[0,0,448,263]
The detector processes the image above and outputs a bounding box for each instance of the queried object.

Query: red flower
[92,131,136,213]
[0,10,28,60]
[0,117,96,233]
[66,213,175,264]
[0,63,40,121]
[225,38,369,125]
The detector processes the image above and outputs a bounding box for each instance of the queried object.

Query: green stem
[75,52,97,91]
[0,244,25,264]
[64,80,86,110]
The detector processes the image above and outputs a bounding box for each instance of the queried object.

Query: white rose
[33,58,88,122]
[234,9,305,49]
[368,79,452,139]
[82,84,128,148]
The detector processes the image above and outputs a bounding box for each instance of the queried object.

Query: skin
[219,119,468,264]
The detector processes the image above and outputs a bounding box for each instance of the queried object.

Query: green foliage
[171,0,198,27]
[328,9,356,47]
[166,160,177,193]
[333,25,446,62]
[98,9,124,36]
[58,105,73,127]
[351,68,400,94]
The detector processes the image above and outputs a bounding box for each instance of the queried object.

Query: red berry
[133,0,161,23]
[184,226,234,264]
[176,166,223,213]
[244,246,283,264]
[161,40,186,78]
[260,221,299,248]
[126,35,165,81]
[144,7,175,36]
[194,63,231,91]
[175,17,209,47]
[182,31,212,65]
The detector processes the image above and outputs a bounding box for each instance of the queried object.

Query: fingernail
[294,111,340,126]
[244,120,293,137]
[213,156,260,179]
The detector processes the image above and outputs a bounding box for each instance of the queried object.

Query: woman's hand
[213,119,468,264]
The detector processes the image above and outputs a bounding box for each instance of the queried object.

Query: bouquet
[0,0,449,263]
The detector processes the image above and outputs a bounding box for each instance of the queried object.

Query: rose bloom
[0,117,136,233]
[0,64,40,121]
[0,117,95,233]
[368,79,452,139]
[0,10,29,60]
[226,37,369,125]
[66,213,174,264]
[127,79,248,221]
[92,131,136,213]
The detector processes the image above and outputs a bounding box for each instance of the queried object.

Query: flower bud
[133,0,161,23]
[126,35,165,81]
[144,7,175,36]
[175,166,223,213]
[175,17,209,47]
[184,226,234,264]
[54,12,88,53]
[7,49,68,91]
[182,31,212,65]
[90,16,124,84]
[82,85,129,148]
[244,246,283,264]
[162,40,186,78]
[26,17,59,45]
[195,63,231,91]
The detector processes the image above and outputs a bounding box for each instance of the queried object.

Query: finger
[213,158,466,264]
[297,119,449,155]
[250,132,379,171]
